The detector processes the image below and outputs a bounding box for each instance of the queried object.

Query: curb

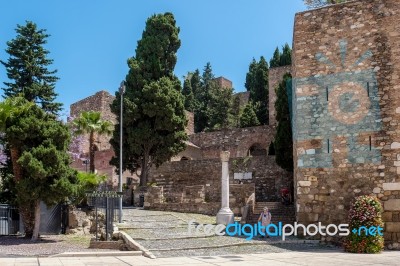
[50,251,142,257]
[119,231,156,259]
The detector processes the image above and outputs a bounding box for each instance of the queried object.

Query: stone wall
[269,65,292,126]
[235,91,250,109]
[70,91,116,152]
[214,76,233,89]
[185,111,195,135]
[292,0,400,245]
[188,125,275,159]
[144,183,256,216]
[148,156,291,204]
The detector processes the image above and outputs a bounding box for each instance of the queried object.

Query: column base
[216,207,235,225]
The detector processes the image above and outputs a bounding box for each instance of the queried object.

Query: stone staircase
[248,202,296,225]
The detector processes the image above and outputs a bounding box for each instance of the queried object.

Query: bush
[72,171,107,205]
[343,195,384,253]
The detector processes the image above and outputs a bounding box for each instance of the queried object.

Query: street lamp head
[119,81,126,94]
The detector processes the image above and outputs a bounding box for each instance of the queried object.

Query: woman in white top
[258,207,271,238]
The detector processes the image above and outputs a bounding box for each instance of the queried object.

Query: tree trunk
[10,146,35,238]
[139,152,150,187]
[9,146,22,182]
[31,200,41,241]
[19,203,35,238]
[89,131,95,173]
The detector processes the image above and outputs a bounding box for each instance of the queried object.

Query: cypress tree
[274,73,293,172]
[110,13,187,187]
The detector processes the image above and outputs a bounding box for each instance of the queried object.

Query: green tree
[240,103,260,128]
[110,13,187,187]
[194,63,214,132]
[0,98,77,240]
[280,43,292,66]
[245,57,269,125]
[270,44,292,68]
[231,95,241,128]
[72,111,113,173]
[269,47,281,68]
[304,0,347,8]
[274,73,293,172]
[73,172,107,205]
[0,21,61,114]
[182,77,195,112]
[208,85,233,131]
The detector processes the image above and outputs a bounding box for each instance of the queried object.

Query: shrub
[343,195,384,253]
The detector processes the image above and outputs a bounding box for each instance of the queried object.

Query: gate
[0,204,20,235]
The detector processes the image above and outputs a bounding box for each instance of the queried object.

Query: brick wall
[269,66,292,126]
[293,0,400,245]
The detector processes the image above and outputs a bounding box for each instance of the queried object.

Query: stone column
[216,151,234,225]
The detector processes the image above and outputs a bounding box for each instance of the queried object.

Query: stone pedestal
[217,151,234,225]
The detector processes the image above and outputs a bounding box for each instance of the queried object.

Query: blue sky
[0,0,306,117]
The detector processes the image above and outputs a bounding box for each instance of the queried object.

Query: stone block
[298,181,311,187]
[386,222,400,233]
[383,183,400,191]
[385,199,400,211]
[391,142,400,149]
[383,212,393,222]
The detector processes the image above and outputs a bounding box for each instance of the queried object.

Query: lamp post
[118,81,125,223]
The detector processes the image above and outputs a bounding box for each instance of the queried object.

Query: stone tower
[292,0,400,245]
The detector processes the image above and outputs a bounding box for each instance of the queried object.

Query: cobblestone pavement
[120,209,340,258]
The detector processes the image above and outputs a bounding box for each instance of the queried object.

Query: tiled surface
[0,251,399,266]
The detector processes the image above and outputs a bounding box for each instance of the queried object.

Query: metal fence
[0,204,20,235]
[87,191,121,241]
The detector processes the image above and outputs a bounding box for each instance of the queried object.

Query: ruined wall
[148,156,291,204]
[144,184,255,216]
[189,125,275,159]
[70,91,116,152]
[214,76,233,89]
[269,66,292,126]
[235,91,250,109]
[293,0,400,245]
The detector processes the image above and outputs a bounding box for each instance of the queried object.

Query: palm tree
[72,111,113,173]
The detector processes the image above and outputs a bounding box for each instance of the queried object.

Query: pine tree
[110,13,187,187]
[0,98,77,240]
[274,73,293,172]
[0,21,62,114]
[240,103,260,128]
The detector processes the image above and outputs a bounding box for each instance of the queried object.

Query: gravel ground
[0,234,115,257]
[121,209,340,258]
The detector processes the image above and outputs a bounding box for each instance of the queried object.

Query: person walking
[258,207,271,238]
